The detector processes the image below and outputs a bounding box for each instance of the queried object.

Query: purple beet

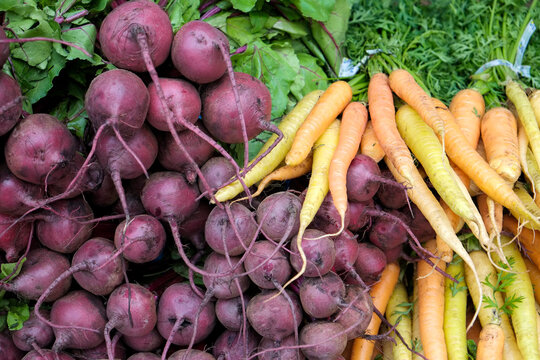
[0,73,23,136]
[202,253,251,299]
[347,199,373,232]
[114,214,166,263]
[0,165,44,216]
[123,328,163,352]
[258,335,305,360]
[311,193,350,234]
[198,157,236,195]
[256,192,301,242]
[299,322,347,360]
[0,28,9,68]
[369,211,408,250]
[215,295,251,331]
[289,229,335,277]
[0,331,24,360]
[299,272,345,319]
[22,350,73,360]
[204,202,257,256]
[333,230,359,273]
[11,311,53,351]
[213,329,259,360]
[0,214,32,262]
[353,243,387,285]
[244,240,292,289]
[376,169,408,209]
[169,349,216,360]
[333,285,373,340]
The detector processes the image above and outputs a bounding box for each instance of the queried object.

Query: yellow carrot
[286,82,351,166]
[282,119,340,289]
[444,255,468,360]
[493,236,540,360]
[214,90,323,202]
[386,282,412,360]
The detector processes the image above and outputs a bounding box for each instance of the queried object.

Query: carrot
[424,97,540,229]
[285,81,351,166]
[411,275,424,360]
[464,250,523,360]
[530,89,540,126]
[437,200,463,262]
[477,193,503,244]
[481,107,520,184]
[385,157,482,330]
[382,329,395,360]
[416,239,447,360]
[282,119,340,290]
[389,69,445,147]
[536,303,540,348]
[492,236,540,360]
[234,153,313,202]
[386,282,412,360]
[507,81,540,177]
[351,262,400,360]
[476,312,505,360]
[396,104,489,249]
[502,214,540,270]
[443,255,467,360]
[513,182,540,219]
[523,257,540,304]
[329,102,368,236]
[360,121,385,162]
[518,123,536,194]
[449,88,485,149]
[525,147,540,204]
[213,89,323,202]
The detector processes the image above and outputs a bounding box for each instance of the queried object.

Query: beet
[258,335,305,360]
[354,243,387,285]
[299,272,345,319]
[0,165,44,216]
[157,124,215,183]
[114,214,166,263]
[36,197,94,253]
[215,295,251,331]
[22,350,74,360]
[202,72,273,144]
[0,73,23,136]
[147,78,200,132]
[256,192,301,242]
[0,331,24,360]
[204,202,257,256]
[122,328,163,353]
[0,214,32,262]
[333,230,359,273]
[0,28,9,68]
[141,171,200,223]
[156,283,216,347]
[105,284,156,359]
[171,20,228,84]
[369,212,408,250]
[333,285,373,340]
[71,237,124,296]
[347,199,373,232]
[290,229,335,277]
[198,157,236,195]
[247,290,303,341]
[50,290,107,351]
[310,193,350,234]
[407,203,436,242]
[376,169,408,209]
[169,349,216,360]
[127,354,160,360]
[3,248,71,302]
[99,0,173,72]
[88,173,118,208]
[11,311,53,351]
[71,340,127,360]
[5,113,77,185]
[299,322,347,360]
[178,201,212,250]
[202,253,251,299]
[213,329,259,360]
[244,240,292,289]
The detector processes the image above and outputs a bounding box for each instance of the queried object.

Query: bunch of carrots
[213,65,540,359]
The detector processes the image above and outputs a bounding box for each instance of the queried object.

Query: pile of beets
[0,1,436,359]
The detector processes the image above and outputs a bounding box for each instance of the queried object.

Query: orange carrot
[502,214,540,270]
[427,98,540,229]
[350,262,400,360]
[417,239,447,360]
[360,121,385,162]
[449,88,485,150]
[329,102,368,236]
[477,319,505,360]
[477,193,503,242]
[389,69,445,143]
[524,257,540,305]
[481,107,520,184]
[285,81,352,166]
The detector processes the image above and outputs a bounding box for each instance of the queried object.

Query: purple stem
[200,6,222,20]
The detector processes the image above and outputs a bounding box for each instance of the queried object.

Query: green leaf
[166,0,201,33]
[0,259,26,279]
[249,11,269,33]
[203,10,233,35]
[231,0,257,13]
[290,53,328,100]
[7,301,29,331]
[290,0,336,21]
[467,339,477,360]
[12,50,67,104]
[271,18,309,38]
[226,16,264,45]
[9,21,57,67]
[310,0,351,75]
[81,0,111,12]
[233,40,300,118]
[60,23,97,62]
